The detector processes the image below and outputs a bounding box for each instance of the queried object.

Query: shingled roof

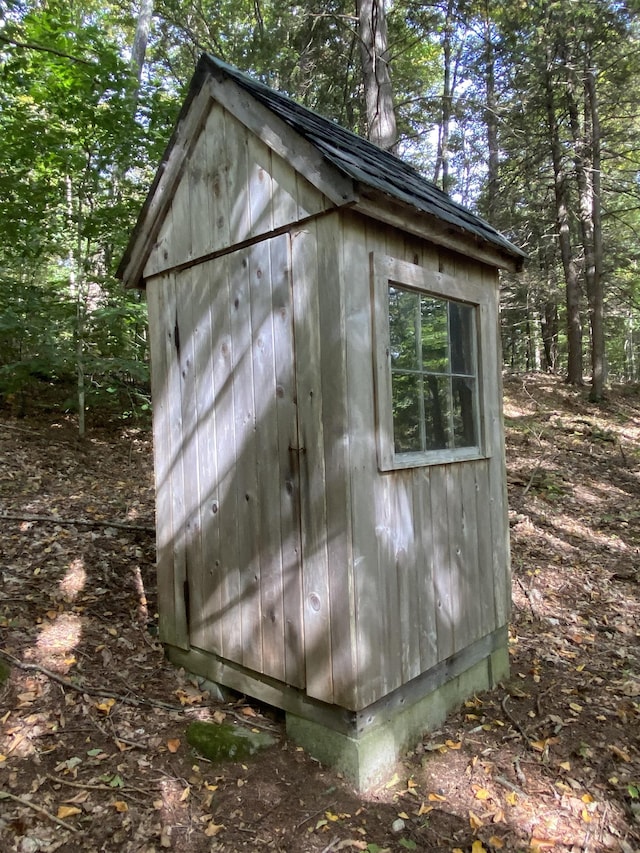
[203,55,525,267]
[118,54,525,285]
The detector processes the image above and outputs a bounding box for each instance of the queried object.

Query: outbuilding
[118,54,525,788]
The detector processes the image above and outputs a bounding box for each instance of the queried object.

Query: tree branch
[0,790,79,833]
[0,649,187,713]
[0,34,94,66]
[0,512,154,533]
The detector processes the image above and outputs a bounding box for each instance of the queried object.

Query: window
[389,288,478,453]
[372,254,489,470]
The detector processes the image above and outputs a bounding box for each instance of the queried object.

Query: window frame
[371,253,494,471]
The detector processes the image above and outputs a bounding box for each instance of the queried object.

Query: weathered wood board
[144,101,331,280]
[143,132,510,715]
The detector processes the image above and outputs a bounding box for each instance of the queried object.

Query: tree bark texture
[132,0,154,85]
[357,0,397,151]
[544,52,583,385]
[434,0,456,192]
[565,50,605,399]
[585,61,604,401]
[482,2,499,221]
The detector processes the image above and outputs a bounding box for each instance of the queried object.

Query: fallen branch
[295,802,337,830]
[0,512,154,533]
[45,774,151,798]
[0,790,79,833]
[0,649,185,713]
[521,463,543,498]
[494,775,525,797]
[515,576,538,621]
[0,423,47,435]
[500,694,533,747]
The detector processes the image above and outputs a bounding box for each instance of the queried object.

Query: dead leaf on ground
[57,805,82,819]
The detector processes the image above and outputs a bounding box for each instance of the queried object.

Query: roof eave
[355,189,526,273]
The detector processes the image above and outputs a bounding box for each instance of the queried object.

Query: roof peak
[200,54,525,268]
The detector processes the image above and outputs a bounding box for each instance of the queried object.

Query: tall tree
[544,37,584,385]
[356,0,397,150]
[585,59,604,399]
[433,0,458,192]
[0,0,156,427]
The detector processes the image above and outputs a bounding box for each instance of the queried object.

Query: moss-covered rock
[186,720,275,762]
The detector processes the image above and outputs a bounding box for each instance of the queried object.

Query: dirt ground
[0,374,639,853]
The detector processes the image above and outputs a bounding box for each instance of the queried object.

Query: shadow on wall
[148,216,502,718]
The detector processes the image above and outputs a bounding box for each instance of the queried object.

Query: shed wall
[283,209,510,713]
[144,99,333,280]
[331,212,510,710]
[146,233,307,691]
[143,105,510,715]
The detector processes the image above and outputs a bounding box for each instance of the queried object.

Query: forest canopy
[2,0,640,429]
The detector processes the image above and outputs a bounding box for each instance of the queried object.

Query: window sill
[380,445,487,472]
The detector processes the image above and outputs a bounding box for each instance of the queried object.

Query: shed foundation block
[287,647,509,791]
[165,629,509,792]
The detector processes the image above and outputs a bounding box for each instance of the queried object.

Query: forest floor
[0,374,639,853]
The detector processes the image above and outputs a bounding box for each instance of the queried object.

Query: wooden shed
[118,54,525,787]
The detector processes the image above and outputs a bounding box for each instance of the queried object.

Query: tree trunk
[585,61,604,401]
[565,51,605,400]
[541,299,559,373]
[356,0,397,151]
[544,52,583,384]
[482,1,499,221]
[66,175,86,438]
[624,313,635,381]
[132,0,154,85]
[434,0,456,192]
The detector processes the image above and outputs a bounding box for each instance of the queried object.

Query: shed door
[165,233,305,689]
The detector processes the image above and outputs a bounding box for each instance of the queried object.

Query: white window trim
[370,253,494,471]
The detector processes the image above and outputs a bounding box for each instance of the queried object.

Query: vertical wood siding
[336,213,509,710]
[144,101,331,279]
[146,273,189,650]
[291,216,356,708]
[148,232,305,687]
[146,112,509,711]
[290,222,334,703]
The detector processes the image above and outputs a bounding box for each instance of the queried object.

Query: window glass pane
[452,376,477,447]
[389,286,419,370]
[421,296,448,373]
[424,375,451,450]
[392,373,423,452]
[385,277,479,461]
[449,302,475,376]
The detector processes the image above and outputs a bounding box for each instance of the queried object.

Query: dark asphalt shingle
[204,54,525,263]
